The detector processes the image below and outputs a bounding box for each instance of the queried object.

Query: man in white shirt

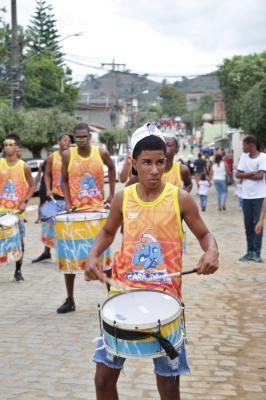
[236,136,266,263]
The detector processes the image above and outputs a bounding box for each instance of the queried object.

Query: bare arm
[19,164,36,212]
[44,153,53,198]
[85,191,123,281]
[180,164,192,192]
[100,147,116,204]
[235,170,264,180]
[255,198,266,234]
[34,163,43,186]
[61,150,71,210]
[179,189,219,274]
[125,174,139,187]
[119,154,132,183]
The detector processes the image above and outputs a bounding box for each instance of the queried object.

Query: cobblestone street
[0,184,265,400]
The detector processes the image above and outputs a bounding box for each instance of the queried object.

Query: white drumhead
[56,210,108,222]
[0,214,18,227]
[102,289,181,330]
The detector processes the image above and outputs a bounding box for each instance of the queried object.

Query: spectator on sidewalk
[236,135,266,263]
[210,153,228,211]
[194,153,206,186]
[198,173,211,212]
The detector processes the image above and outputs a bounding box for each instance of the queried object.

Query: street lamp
[59,32,84,42]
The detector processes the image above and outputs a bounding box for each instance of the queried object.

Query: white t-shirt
[198,180,210,196]
[237,152,266,199]
[212,161,227,180]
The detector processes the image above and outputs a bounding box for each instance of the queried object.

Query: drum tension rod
[157,319,162,352]
[113,320,118,355]
[97,304,102,332]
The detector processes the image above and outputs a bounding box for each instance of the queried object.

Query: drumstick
[50,196,57,204]
[145,268,198,282]
[101,274,129,291]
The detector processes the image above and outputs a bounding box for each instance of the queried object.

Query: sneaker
[57,298,76,314]
[32,253,51,263]
[239,253,253,262]
[250,254,263,263]
[14,271,24,282]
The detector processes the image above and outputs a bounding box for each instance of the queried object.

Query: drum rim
[55,210,108,222]
[101,289,182,330]
[0,213,19,227]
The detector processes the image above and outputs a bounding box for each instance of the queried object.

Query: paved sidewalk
[0,185,265,399]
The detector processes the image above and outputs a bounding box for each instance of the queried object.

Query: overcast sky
[2,0,266,82]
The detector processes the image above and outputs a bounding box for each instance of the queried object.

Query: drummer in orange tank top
[85,123,219,400]
[31,133,73,264]
[57,123,116,314]
[0,133,35,282]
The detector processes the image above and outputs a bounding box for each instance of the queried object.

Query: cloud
[114,0,266,51]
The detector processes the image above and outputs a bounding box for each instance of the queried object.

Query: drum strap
[103,321,179,360]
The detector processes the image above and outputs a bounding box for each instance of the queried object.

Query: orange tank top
[0,158,28,212]
[113,182,184,299]
[162,162,182,187]
[52,151,63,197]
[68,146,104,210]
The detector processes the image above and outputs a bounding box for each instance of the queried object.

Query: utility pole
[11,0,21,108]
[101,57,126,72]
[101,58,126,127]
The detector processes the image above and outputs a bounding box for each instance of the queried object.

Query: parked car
[104,155,125,182]
[26,159,43,193]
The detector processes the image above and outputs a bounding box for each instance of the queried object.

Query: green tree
[99,128,128,154]
[0,104,77,157]
[26,0,63,64]
[137,102,163,126]
[217,52,266,128]
[22,52,78,111]
[159,86,186,117]
[241,79,266,146]
[0,103,17,141]
[197,92,219,114]
[22,0,78,110]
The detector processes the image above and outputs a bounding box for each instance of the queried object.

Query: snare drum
[55,211,111,273]
[41,222,55,248]
[0,214,22,262]
[40,199,65,248]
[101,289,183,359]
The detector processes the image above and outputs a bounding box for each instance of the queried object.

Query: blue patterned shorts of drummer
[93,338,190,377]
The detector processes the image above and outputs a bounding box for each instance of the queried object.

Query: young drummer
[58,123,116,314]
[32,133,72,263]
[0,133,35,281]
[85,123,219,400]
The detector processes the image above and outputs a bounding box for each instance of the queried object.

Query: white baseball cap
[130,122,165,156]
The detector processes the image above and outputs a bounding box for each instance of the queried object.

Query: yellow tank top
[113,182,184,299]
[68,146,104,210]
[0,158,28,212]
[162,162,182,187]
[52,151,63,197]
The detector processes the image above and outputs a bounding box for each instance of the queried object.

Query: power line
[64,57,216,79]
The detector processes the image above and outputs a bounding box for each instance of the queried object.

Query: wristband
[24,199,29,204]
